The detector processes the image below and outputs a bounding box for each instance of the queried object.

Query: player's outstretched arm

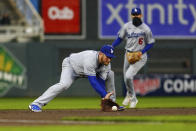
[88,76,107,98]
[112,37,122,48]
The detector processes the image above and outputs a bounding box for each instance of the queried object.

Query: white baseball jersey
[69,50,110,80]
[118,22,155,52]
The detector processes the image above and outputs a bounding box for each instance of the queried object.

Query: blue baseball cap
[131,8,142,15]
[100,45,115,58]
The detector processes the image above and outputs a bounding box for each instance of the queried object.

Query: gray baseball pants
[123,51,147,100]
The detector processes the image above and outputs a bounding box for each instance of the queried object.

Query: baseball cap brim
[104,53,115,58]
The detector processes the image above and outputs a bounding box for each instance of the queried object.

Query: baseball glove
[126,51,142,64]
[100,99,120,112]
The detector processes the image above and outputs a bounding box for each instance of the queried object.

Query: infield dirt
[0,108,196,125]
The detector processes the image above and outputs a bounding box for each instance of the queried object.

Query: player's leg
[122,53,132,106]
[29,58,76,111]
[105,70,116,102]
[123,54,147,108]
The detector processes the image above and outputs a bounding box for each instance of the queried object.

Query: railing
[0,25,42,42]
[0,0,44,42]
[14,0,44,41]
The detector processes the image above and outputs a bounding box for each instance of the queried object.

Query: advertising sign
[131,74,196,96]
[99,0,196,39]
[0,46,26,97]
[42,0,86,39]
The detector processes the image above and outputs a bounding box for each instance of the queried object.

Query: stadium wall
[1,41,196,97]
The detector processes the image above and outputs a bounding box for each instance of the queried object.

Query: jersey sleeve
[146,29,155,44]
[118,24,127,39]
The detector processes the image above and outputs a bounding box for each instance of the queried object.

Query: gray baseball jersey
[31,50,115,107]
[69,50,110,80]
[118,22,155,52]
[119,22,155,102]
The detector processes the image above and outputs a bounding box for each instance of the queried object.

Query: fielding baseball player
[112,8,155,108]
[29,45,124,112]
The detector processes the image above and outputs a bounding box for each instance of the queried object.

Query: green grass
[62,115,196,123]
[138,96,196,108]
[0,96,196,109]
[0,97,100,109]
[1,124,196,131]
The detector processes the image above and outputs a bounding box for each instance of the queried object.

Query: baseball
[112,106,117,111]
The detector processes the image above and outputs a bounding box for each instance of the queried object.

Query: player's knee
[125,72,134,80]
[59,82,71,90]
[106,70,114,81]
[108,70,114,78]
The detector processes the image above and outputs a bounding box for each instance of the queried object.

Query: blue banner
[99,0,196,39]
[128,74,196,96]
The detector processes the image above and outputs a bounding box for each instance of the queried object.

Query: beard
[132,17,142,27]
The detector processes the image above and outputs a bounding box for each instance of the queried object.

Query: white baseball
[112,106,117,111]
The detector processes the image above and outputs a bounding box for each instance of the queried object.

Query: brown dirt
[0,108,196,125]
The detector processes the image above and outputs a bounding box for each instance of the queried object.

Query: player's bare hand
[103,92,114,99]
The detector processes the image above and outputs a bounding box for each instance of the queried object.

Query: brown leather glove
[126,51,142,64]
[100,99,120,112]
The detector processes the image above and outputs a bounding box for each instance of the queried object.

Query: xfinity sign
[99,0,196,39]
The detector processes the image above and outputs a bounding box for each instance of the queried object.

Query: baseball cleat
[118,106,125,111]
[130,99,138,108]
[29,104,42,112]
[122,95,130,106]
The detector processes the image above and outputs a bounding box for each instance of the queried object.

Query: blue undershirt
[112,36,154,54]
[112,37,122,48]
[88,76,107,98]
[141,43,154,54]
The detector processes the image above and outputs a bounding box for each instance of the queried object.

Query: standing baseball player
[111,8,155,108]
[29,45,121,112]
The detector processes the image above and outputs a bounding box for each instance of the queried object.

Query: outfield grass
[1,123,196,131]
[61,115,196,130]
[62,115,196,123]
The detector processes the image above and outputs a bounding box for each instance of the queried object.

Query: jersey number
[138,38,144,45]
